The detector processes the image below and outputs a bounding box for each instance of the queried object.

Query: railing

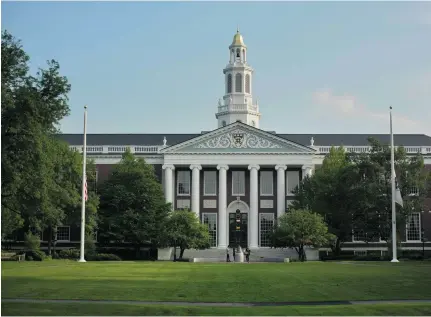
[217,103,259,113]
[317,146,431,155]
[69,145,163,154]
[68,145,431,156]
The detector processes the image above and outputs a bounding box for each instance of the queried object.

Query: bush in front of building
[88,253,121,261]
[23,232,46,261]
[58,248,80,259]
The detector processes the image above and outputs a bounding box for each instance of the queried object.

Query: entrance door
[229,213,248,248]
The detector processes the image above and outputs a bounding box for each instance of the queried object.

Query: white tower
[215,29,261,128]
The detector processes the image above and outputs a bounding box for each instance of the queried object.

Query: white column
[217,165,229,248]
[190,164,202,219]
[275,165,287,220]
[162,164,175,209]
[302,165,313,179]
[248,164,260,249]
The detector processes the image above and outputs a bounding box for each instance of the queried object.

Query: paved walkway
[2,298,431,307]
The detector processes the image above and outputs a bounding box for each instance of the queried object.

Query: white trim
[286,170,300,196]
[56,226,71,242]
[176,170,191,196]
[406,212,422,242]
[231,171,246,196]
[160,122,316,154]
[203,171,217,196]
[259,213,274,247]
[202,213,218,248]
[259,171,273,196]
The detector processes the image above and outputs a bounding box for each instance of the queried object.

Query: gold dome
[230,30,245,47]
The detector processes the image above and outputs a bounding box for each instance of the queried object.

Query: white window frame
[406,212,421,242]
[286,171,300,195]
[56,226,71,242]
[203,171,217,196]
[352,229,366,243]
[176,171,191,196]
[260,171,273,196]
[409,187,419,196]
[202,213,218,248]
[232,171,245,196]
[259,213,275,247]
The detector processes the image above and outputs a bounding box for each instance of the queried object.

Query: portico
[160,121,315,249]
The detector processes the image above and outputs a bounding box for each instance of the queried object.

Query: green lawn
[2,260,431,315]
[3,302,431,316]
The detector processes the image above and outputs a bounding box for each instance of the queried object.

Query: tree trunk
[179,247,185,260]
[173,246,177,262]
[47,226,52,255]
[334,238,342,256]
[299,245,306,262]
[135,245,141,259]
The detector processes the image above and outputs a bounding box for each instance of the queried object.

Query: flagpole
[78,106,88,263]
[390,106,399,263]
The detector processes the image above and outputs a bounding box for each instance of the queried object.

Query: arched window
[235,73,242,93]
[222,120,227,127]
[236,48,240,58]
[245,74,250,93]
[227,74,232,93]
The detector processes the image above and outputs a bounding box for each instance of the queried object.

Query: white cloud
[312,89,430,135]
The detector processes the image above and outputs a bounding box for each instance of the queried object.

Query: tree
[163,210,210,260]
[1,30,98,249]
[349,138,431,254]
[270,209,334,261]
[98,149,170,254]
[291,146,357,255]
[1,30,78,240]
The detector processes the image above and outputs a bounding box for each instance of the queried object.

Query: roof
[55,133,431,147]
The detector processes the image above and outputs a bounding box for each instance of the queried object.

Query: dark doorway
[229,213,248,248]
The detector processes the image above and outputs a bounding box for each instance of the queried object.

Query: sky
[2,1,431,135]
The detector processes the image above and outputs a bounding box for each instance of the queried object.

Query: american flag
[84,174,88,201]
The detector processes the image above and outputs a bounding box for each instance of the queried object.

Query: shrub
[59,249,80,260]
[85,235,97,257]
[25,250,46,261]
[90,253,121,261]
[24,232,40,251]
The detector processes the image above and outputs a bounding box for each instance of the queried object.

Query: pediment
[161,122,315,154]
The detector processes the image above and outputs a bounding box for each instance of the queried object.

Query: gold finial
[84,105,87,109]
[237,25,239,33]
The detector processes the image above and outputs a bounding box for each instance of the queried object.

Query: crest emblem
[232,133,244,147]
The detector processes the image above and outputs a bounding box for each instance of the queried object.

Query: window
[406,212,421,241]
[204,171,217,196]
[236,48,240,58]
[227,74,232,93]
[409,187,419,196]
[56,226,70,242]
[222,120,227,127]
[177,171,190,195]
[235,73,242,92]
[232,171,245,196]
[245,74,250,93]
[203,213,217,247]
[352,229,366,242]
[260,171,273,196]
[259,213,274,247]
[286,171,300,195]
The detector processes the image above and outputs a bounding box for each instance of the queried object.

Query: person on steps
[245,247,250,263]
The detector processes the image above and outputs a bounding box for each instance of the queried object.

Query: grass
[2,260,431,315]
[2,302,431,316]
